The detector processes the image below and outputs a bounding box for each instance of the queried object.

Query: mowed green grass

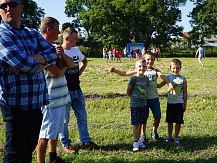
[1,57,217,162]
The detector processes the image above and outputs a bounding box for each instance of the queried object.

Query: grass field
[0,57,217,162]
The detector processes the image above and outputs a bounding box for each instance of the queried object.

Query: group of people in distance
[103,47,122,63]
[0,0,98,162]
[104,46,161,64]
[110,51,187,151]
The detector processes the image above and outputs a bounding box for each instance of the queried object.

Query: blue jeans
[59,89,91,146]
[0,105,42,163]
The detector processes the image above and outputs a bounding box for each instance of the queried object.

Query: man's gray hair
[39,17,59,34]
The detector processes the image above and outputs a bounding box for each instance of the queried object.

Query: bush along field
[0,57,217,162]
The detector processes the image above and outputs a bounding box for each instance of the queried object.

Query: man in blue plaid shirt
[0,0,58,162]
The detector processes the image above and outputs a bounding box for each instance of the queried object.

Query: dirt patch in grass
[85,93,128,99]
[85,93,217,99]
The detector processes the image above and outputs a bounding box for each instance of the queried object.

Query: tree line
[20,0,217,55]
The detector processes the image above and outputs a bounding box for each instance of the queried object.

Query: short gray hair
[39,17,59,34]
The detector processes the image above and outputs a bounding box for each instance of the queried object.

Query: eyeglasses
[0,1,20,10]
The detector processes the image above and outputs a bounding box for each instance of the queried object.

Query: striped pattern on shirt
[44,70,71,110]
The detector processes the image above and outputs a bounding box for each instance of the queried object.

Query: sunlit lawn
[0,57,217,162]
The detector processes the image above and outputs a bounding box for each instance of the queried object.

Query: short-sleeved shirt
[128,75,149,107]
[197,47,204,58]
[0,22,58,109]
[64,47,85,91]
[145,68,159,99]
[167,74,185,104]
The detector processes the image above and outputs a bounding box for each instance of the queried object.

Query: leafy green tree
[65,0,187,53]
[22,0,45,29]
[190,0,217,44]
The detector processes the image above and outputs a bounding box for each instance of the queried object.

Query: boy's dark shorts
[166,103,184,124]
[130,106,149,125]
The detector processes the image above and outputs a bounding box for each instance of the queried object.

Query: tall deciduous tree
[22,0,45,29]
[189,0,217,44]
[65,0,187,52]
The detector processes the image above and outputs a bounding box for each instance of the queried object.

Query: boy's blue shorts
[147,98,161,118]
[130,106,149,125]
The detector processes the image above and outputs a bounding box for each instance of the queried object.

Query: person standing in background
[123,47,127,61]
[141,47,146,58]
[115,48,121,62]
[155,48,161,61]
[195,45,205,67]
[103,47,107,59]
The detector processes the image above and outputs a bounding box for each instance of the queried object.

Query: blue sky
[34,0,194,32]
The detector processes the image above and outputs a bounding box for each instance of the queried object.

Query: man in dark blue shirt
[0,0,58,162]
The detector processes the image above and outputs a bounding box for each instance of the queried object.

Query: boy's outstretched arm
[109,66,136,76]
[157,71,173,91]
[183,79,188,112]
[157,81,166,88]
